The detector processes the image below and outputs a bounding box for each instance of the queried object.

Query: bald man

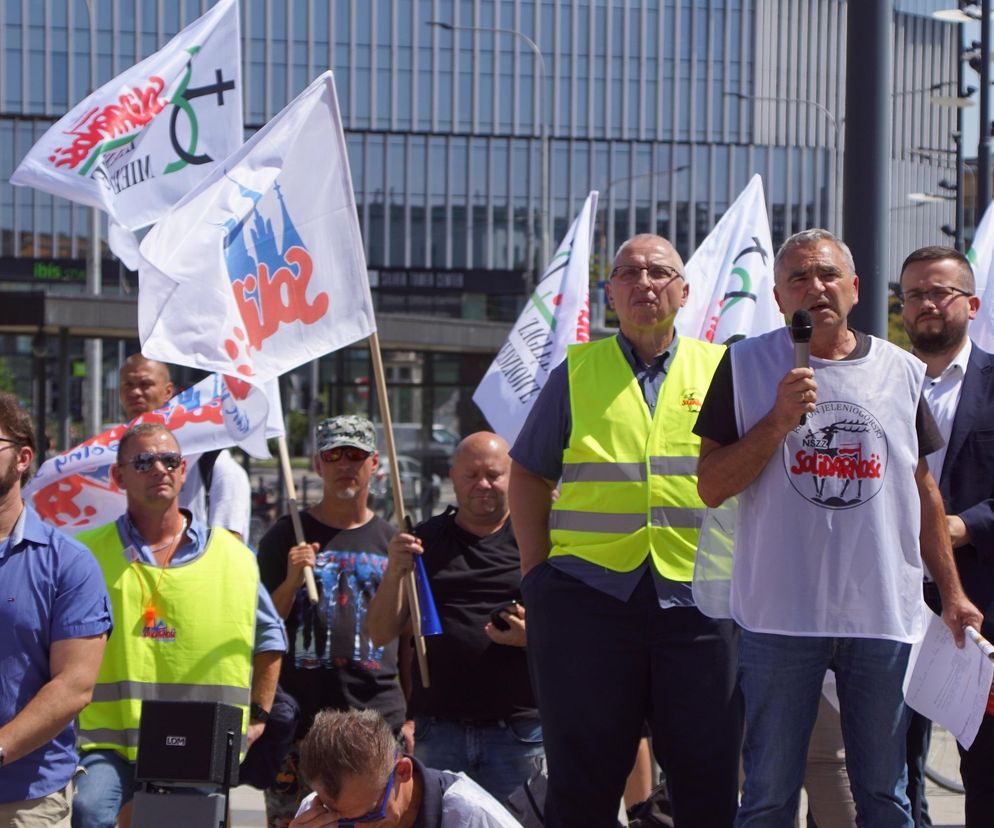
[118,354,251,539]
[509,234,742,827]
[369,432,543,803]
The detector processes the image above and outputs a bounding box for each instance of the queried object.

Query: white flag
[138,71,375,385]
[676,175,782,344]
[23,373,283,535]
[9,0,241,238]
[968,200,994,352]
[473,192,598,443]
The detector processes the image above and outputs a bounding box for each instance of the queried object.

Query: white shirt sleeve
[206,450,252,538]
[179,450,251,538]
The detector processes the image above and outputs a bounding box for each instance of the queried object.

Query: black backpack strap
[197,449,222,517]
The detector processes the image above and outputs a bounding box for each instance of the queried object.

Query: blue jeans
[736,631,913,828]
[413,715,544,803]
[71,750,138,828]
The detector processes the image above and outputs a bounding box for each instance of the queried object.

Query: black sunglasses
[320,446,372,463]
[121,451,183,473]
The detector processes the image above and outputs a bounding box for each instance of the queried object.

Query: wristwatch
[249,703,270,723]
[0,745,5,767]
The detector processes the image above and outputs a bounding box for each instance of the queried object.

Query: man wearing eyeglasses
[258,415,403,828]
[72,422,286,828]
[288,709,519,828]
[118,353,251,539]
[694,230,981,827]
[0,393,111,826]
[509,234,742,826]
[900,245,994,828]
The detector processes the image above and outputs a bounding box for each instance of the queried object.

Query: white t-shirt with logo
[730,328,926,642]
[178,449,251,538]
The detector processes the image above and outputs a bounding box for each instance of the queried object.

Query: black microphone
[790,309,813,425]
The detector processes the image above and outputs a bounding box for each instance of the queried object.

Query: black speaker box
[135,700,243,786]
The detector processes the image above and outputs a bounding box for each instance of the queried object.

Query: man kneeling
[290,709,520,827]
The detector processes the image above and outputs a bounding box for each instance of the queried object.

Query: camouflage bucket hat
[315,415,377,453]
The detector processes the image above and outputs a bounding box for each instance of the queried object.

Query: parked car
[375,423,456,477]
[369,454,441,523]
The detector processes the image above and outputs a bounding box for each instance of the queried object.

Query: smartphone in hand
[489,600,520,631]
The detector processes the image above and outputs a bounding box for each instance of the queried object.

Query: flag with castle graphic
[138,71,375,384]
[9,0,241,236]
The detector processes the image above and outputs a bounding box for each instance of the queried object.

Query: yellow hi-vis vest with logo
[550,335,724,581]
[76,523,258,762]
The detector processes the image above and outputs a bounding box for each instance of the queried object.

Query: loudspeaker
[132,789,227,828]
[135,700,243,786]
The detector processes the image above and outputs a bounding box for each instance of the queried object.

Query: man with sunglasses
[258,415,403,828]
[900,245,994,827]
[0,393,111,826]
[509,234,742,826]
[289,709,518,827]
[118,353,251,539]
[72,422,286,828]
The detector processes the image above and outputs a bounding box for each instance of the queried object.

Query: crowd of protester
[1,231,992,828]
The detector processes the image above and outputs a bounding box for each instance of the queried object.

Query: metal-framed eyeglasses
[899,285,973,307]
[610,264,683,287]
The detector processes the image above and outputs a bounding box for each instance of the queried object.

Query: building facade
[0,0,963,448]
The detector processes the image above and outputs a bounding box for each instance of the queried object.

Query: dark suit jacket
[937,342,994,640]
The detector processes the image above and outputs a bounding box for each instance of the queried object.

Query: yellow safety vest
[77,523,258,761]
[550,335,724,581]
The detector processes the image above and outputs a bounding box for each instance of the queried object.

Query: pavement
[229,786,266,827]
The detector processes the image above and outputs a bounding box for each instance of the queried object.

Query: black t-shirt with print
[258,511,405,733]
[407,507,537,722]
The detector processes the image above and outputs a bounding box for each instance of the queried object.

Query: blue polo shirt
[0,505,113,803]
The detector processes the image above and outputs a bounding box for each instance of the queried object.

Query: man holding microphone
[694,229,981,827]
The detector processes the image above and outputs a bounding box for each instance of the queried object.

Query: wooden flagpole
[276,434,319,604]
[368,331,431,687]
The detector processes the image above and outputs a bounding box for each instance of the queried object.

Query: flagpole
[368,331,431,688]
[276,435,319,605]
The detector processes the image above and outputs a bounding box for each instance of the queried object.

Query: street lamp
[935,3,992,221]
[427,20,550,283]
[907,192,956,203]
[933,4,994,22]
[725,91,843,230]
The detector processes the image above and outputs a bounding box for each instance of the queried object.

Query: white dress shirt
[921,338,972,484]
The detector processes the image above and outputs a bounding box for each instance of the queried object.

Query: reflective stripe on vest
[550,336,723,581]
[90,680,250,707]
[551,506,706,533]
[562,456,699,482]
[75,727,141,750]
[76,522,258,762]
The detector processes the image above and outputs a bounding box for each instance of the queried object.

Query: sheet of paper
[903,609,994,750]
